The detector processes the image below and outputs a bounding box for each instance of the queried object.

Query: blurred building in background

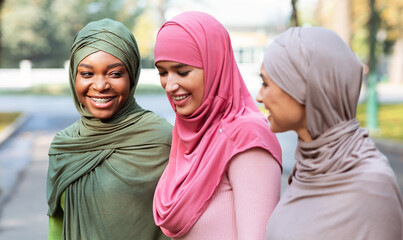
[0,0,402,85]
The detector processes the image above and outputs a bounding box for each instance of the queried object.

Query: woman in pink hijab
[153,11,282,239]
[257,26,403,239]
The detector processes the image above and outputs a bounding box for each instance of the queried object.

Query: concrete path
[0,134,52,239]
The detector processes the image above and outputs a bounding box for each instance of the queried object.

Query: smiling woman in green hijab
[46,19,172,240]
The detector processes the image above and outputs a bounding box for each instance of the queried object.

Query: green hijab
[47,19,172,240]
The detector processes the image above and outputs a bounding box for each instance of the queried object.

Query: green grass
[356,103,403,142]
[0,112,21,132]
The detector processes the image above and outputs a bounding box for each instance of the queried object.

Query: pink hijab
[153,11,282,238]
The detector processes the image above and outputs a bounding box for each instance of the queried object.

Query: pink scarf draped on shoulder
[152,11,282,238]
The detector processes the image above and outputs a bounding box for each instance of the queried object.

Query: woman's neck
[296,128,312,142]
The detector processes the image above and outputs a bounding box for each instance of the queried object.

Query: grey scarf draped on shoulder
[264,27,403,240]
[47,19,172,240]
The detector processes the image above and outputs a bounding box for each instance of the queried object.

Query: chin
[175,108,193,117]
[269,125,282,133]
[90,111,114,120]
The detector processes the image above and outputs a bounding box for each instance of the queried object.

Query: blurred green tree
[0,0,144,68]
[0,0,4,66]
[291,0,299,26]
[381,0,403,84]
[314,0,402,83]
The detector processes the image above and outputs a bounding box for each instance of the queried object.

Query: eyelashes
[178,71,190,76]
[78,71,124,78]
[80,72,93,78]
[158,70,191,77]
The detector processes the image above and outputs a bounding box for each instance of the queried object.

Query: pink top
[175,148,281,240]
[153,11,282,238]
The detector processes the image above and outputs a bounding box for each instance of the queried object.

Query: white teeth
[172,95,188,101]
[91,97,113,104]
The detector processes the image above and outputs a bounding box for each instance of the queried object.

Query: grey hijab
[264,27,403,240]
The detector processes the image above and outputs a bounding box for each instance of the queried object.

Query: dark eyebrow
[78,63,93,69]
[77,62,125,69]
[259,73,264,79]
[107,62,125,69]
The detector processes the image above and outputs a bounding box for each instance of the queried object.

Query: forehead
[78,51,124,65]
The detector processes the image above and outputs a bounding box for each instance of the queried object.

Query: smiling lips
[172,94,189,101]
[90,97,114,104]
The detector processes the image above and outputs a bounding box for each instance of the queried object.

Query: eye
[109,71,123,78]
[158,71,167,77]
[262,81,268,87]
[80,72,93,78]
[178,71,190,77]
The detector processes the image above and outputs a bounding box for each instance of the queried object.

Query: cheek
[75,78,87,96]
[122,87,130,100]
[294,106,306,124]
[263,89,274,105]
[196,80,205,104]
[120,78,131,99]
[160,78,167,89]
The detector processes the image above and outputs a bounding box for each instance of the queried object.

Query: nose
[256,86,263,103]
[164,74,179,93]
[91,76,110,91]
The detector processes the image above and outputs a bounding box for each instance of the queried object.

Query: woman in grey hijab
[257,26,403,240]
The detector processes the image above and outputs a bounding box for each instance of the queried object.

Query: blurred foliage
[351,0,403,60]
[356,103,403,141]
[0,112,20,131]
[133,10,160,68]
[0,0,145,68]
[299,0,403,66]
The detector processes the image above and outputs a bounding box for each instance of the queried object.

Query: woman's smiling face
[75,51,131,120]
[256,63,307,134]
[156,61,205,116]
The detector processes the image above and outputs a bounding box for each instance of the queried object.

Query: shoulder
[221,114,282,164]
[227,148,282,188]
[232,148,275,161]
[230,148,280,167]
[223,113,273,140]
[51,120,80,143]
[137,111,173,143]
[141,111,173,130]
[229,113,268,128]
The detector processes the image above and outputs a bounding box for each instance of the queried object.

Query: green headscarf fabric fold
[47,19,172,240]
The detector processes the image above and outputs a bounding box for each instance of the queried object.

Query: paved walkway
[0,133,52,239]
